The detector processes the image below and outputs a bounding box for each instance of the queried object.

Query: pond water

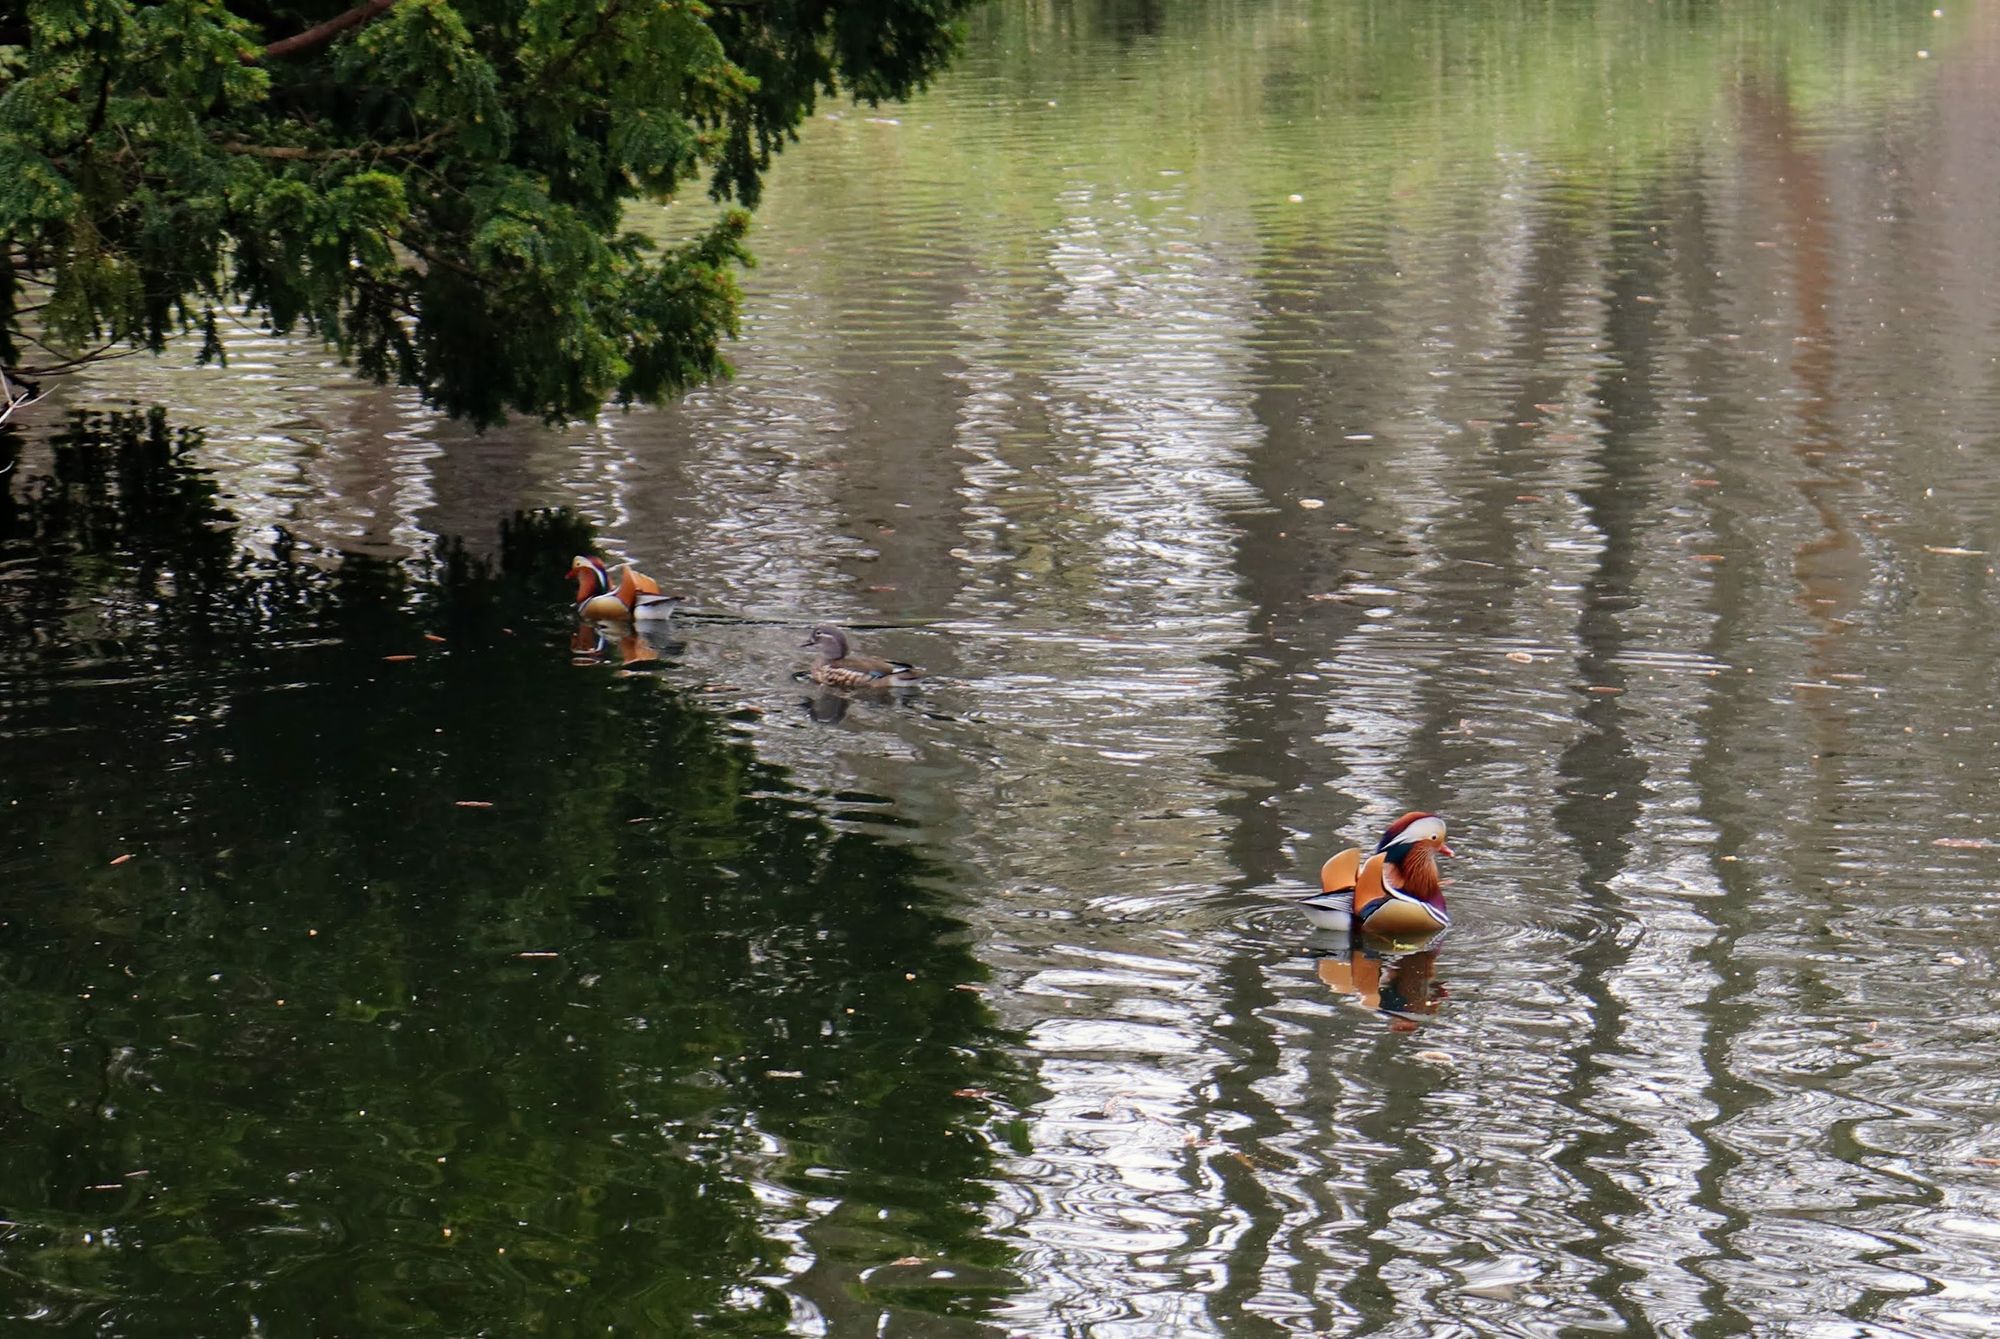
[6,0,2000,1334]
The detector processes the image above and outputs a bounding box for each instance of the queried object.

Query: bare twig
[0,367,51,429]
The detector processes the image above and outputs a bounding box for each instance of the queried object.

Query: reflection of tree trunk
[1740,76,1863,858]
[1543,189,1674,1330]
[1194,234,1396,1339]
[1212,231,1385,892]
[1740,84,1865,635]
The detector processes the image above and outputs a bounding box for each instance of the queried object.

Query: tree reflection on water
[0,413,1022,1336]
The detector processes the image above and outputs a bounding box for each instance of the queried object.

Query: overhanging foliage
[0,0,975,424]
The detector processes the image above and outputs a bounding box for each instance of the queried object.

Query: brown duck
[800,626,924,688]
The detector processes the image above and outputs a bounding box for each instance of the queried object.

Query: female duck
[800,626,924,688]
[1301,812,1454,934]
[566,555,681,621]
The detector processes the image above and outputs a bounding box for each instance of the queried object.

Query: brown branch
[14,341,137,377]
[533,0,633,94]
[218,130,447,159]
[401,240,481,282]
[242,0,399,65]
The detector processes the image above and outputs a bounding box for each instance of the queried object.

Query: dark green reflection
[0,414,1017,1335]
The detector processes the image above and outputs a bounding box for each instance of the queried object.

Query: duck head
[566,555,611,601]
[1376,811,1453,902]
[801,626,849,659]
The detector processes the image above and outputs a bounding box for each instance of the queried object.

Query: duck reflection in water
[571,620,683,670]
[803,690,852,723]
[1315,930,1449,1033]
[799,686,936,723]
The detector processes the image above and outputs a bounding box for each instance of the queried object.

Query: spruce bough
[0,0,973,425]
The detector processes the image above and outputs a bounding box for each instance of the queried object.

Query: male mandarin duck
[1301,812,1454,935]
[565,555,682,621]
[800,626,924,688]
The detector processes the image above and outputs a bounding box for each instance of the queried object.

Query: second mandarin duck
[566,555,682,621]
[1300,811,1454,935]
[800,626,924,688]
